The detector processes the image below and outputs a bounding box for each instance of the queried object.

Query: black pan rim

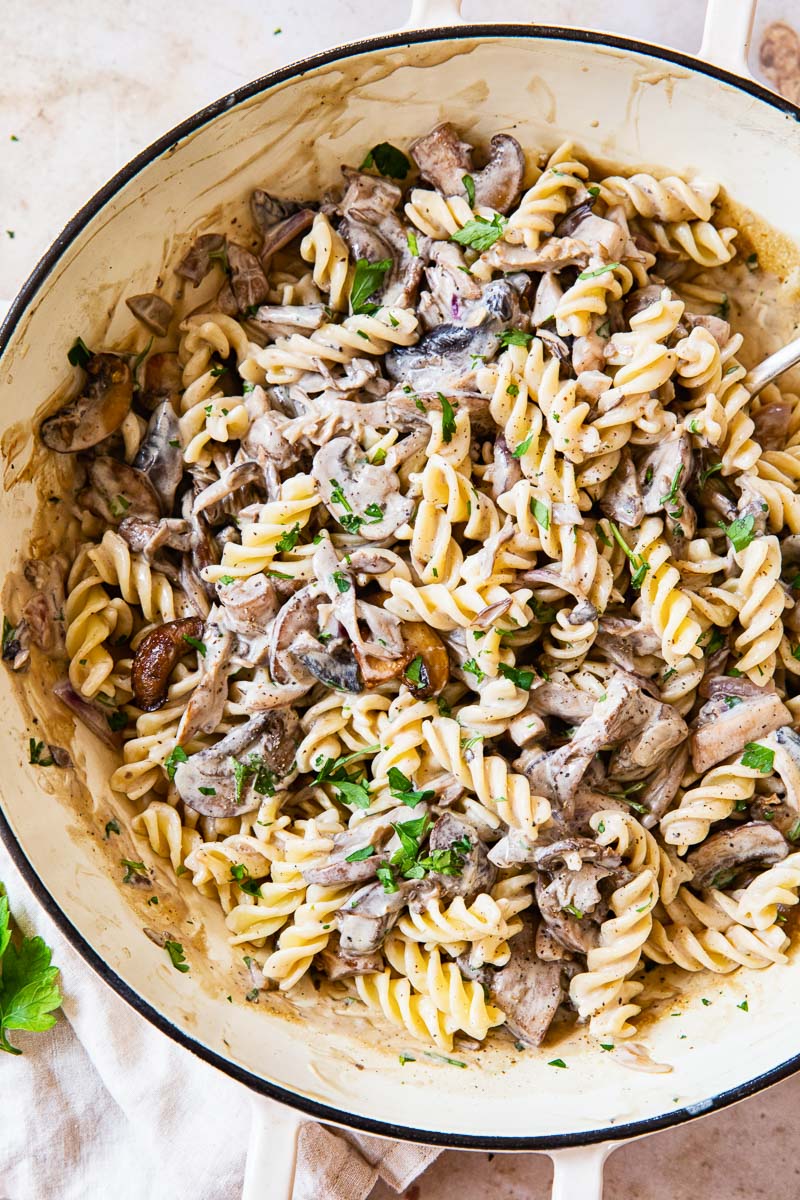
[2,19,800,1153]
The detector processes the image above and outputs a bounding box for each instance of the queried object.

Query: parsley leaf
[165,940,189,973]
[438,393,456,443]
[360,142,410,179]
[462,174,476,206]
[463,657,486,683]
[387,766,433,808]
[183,634,207,657]
[346,845,375,862]
[28,739,54,767]
[660,465,684,507]
[121,858,149,885]
[275,522,301,552]
[608,521,650,590]
[719,514,755,552]
[741,742,775,774]
[699,460,723,487]
[67,337,92,368]
[0,892,62,1056]
[529,497,551,531]
[350,258,393,315]
[164,745,188,781]
[577,262,621,280]
[499,329,533,350]
[405,656,424,686]
[407,231,419,257]
[512,433,533,458]
[451,214,506,252]
[497,662,535,690]
[104,819,121,839]
[332,571,351,593]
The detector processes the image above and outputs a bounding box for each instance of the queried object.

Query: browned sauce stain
[760,20,800,103]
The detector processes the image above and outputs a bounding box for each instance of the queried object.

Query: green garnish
[359,142,411,179]
[67,337,92,368]
[164,745,188,781]
[513,433,533,458]
[608,521,649,590]
[276,523,301,552]
[107,710,128,732]
[741,742,774,774]
[660,465,684,507]
[438,393,457,443]
[698,461,723,487]
[577,262,620,280]
[499,329,533,349]
[462,174,476,206]
[345,845,375,862]
[529,497,551,531]
[28,740,54,767]
[0,887,62,1055]
[451,213,506,252]
[121,858,149,885]
[407,231,419,257]
[548,1058,568,1068]
[104,819,121,839]
[350,258,393,315]
[332,571,351,593]
[718,514,755,552]
[497,662,534,690]
[165,940,189,973]
[387,766,433,808]
[463,658,486,683]
[423,1050,467,1068]
[182,634,207,657]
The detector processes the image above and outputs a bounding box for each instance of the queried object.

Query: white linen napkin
[0,839,441,1200]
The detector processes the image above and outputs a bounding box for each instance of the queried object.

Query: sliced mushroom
[337,879,417,954]
[21,555,67,654]
[176,621,235,742]
[141,351,182,413]
[292,631,362,693]
[423,813,496,904]
[312,436,414,540]
[250,190,302,236]
[599,449,643,528]
[41,353,133,452]
[528,682,595,722]
[53,678,125,750]
[79,456,162,525]
[259,209,315,266]
[410,122,473,196]
[175,233,227,286]
[638,434,696,543]
[318,935,384,980]
[268,584,326,686]
[131,617,204,711]
[471,134,524,212]
[174,709,300,817]
[482,235,594,273]
[690,691,791,774]
[133,400,183,512]
[125,293,173,337]
[218,573,281,634]
[608,702,687,780]
[227,241,270,311]
[485,917,567,1046]
[686,822,789,889]
[638,743,690,828]
[400,622,449,697]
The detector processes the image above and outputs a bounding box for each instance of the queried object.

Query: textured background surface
[3,2,800,1196]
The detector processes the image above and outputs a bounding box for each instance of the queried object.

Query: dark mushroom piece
[131,617,205,712]
[599,449,643,528]
[318,935,384,980]
[174,709,300,817]
[250,189,302,236]
[690,691,791,774]
[686,822,789,889]
[482,235,594,273]
[608,702,687,780]
[53,679,124,750]
[337,879,420,955]
[140,351,182,413]
[175,233,227,286]
[400,622,449,698]
[638,744,690,828]
[291,633,362,694]
[40,353,133,452]
[259,209,315,268]
[484,917,568,1047]
[133,400,183,512]
[422,813,496,904]
[227,241,270,311]
[176,622,235,742]
[125,294,174,337]
[79,457,162,525]
[268,584,327,686]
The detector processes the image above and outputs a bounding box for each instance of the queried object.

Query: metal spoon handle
[744,333,800,397]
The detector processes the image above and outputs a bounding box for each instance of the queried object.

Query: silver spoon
[745,335,800,396]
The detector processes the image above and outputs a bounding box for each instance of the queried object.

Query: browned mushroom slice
[686,822,789,889]
[131,616,204,711]
[292,632,362,693]
[133,400,183,512]
[175,233,227,285]
[125,293,174,337]
[249,190,303,236]
[141,351,182,413]
[268,584,326,686]
[690,691,791,774]
[410,122,474,197]
[259,209,315,267]
[173,709,300,817]
[227,241,270,311]
[485,917,567,1046]
[318,936,384,980]
[337,879,416,954]
[312,436,414,541]
[471,134,524,213]
[40,353,133,452]
[79,456,162,525]
[400,622,449,697]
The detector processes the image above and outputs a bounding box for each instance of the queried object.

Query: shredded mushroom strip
[12,122,800,1063]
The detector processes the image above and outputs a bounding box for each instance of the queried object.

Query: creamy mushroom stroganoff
[11,123,800,1064]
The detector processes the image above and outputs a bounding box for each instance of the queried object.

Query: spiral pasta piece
[354,969,454,1050]
[503,141,589,249]
[300,212,352,310]
[659,759,766,850]
[384,932,505,1040]
[598,172,719,221]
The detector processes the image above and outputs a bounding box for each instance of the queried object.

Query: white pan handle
[242,1094,305,1200]
[699,0,758,81]
[400,0,464,30]
[548,1142,616,1200]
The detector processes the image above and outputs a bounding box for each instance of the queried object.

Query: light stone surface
[2,1,799,1196]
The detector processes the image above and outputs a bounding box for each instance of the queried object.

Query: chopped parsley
[230,753,277,804]
[659,465,684,507]
[451,213,507,252]
[404,655,425,688]
[359,142,411,179]
[740,743,774,774]
[275,522,301,552]
[499,329,533,350]
[497,662,535,690]
[345,845,375,863]
[67,337,92,369]
[423,1050,467,1068]
[387,766,434,808]
[529,497,551,531]
[332,571,351,593]
[165,940,189,973]
[407,231,419,257]
[513,433,534,458]
[182,634,206,657]
[737,998,749,1012]
[719,514,755,552]
[462,173,476,206]
[608,521,649,589]
[698,460,723,487]
[104,819,121,839]
[577,262,620,280]
[548,1058,568,1069]
[438,393,456,443]
[107,710,128,732]
[28,739,54,767]
[350,258,393,315]
[121,858,149,885]
[164,745,188,781]
[463,657,486,683]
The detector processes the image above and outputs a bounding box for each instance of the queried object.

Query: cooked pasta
[21,117,800,1066]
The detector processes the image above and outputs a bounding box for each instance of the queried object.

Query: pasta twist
[735,852,800,930]
[404,189,490,239]
[88,530,178,623]
[179,313,253,386]
[598,172,719,221]
[386,578,533,633]
[179,393,250,465]
[354,969,454,1050]
[384,932,505,1041]
[262,885,351,989]
[395,891,517,947]
[131,800,202,872]
[300,212,352,310]
[660,759,766,850]
[64,573,134,699]
[204,474,318,582]
[503,141,589,249]
[631,518,703,666]
[422,716,551,836]
[729,535,788,682]
[641,219,737,267]
[555,262,634,338]
[644,918,788,972]
[256,308,418,384]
